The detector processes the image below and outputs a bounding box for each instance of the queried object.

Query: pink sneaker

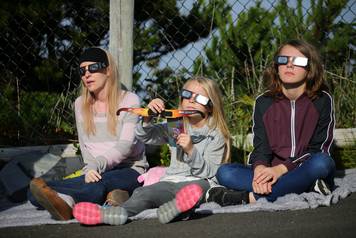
[73,202,128,225]
[157,183,203,224]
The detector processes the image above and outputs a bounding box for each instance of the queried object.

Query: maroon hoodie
[248,91,335,171]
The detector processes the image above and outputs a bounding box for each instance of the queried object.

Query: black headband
[79,47,109,66]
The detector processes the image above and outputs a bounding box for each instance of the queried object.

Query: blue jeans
[216,153,335,202]
[28,167,141,208]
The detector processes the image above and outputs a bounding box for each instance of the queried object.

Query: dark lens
[276,56,288,65]
[88,63,100,73]
[79,67,86,76]
[163,111,173,117]
[147,109,159,116]
[181,89,192,99]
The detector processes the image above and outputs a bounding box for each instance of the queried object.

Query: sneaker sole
[157,183,203,224]
[73,202,127,225]
[30,181,72,220]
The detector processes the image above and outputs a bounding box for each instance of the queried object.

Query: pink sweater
[74,91,148,174]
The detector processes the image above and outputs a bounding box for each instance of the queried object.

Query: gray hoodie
[135,118,226,183]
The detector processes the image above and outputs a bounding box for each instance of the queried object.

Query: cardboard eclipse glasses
[180,89,211,106]
[275,55,308,67]
[117,108,205,118]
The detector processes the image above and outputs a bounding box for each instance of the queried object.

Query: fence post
[109,0,134,91]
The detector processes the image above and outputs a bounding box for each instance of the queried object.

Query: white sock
[58,193,75,208]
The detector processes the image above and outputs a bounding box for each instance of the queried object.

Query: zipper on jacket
[290,100,296,157]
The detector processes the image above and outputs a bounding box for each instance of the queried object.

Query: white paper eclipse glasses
[275,55,308,67]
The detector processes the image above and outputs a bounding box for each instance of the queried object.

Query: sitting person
[28,47,148,220]
[207,39,336,206]
[72,76,232,225]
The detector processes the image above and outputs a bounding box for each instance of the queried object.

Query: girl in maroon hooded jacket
[206,39,336,205]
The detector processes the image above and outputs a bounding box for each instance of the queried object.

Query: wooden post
[109,0,134,90]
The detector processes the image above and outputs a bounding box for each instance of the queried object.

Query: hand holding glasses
[275,55,308,67]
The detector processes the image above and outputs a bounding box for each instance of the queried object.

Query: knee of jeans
[216,165,236,185]
[309,153,335,175]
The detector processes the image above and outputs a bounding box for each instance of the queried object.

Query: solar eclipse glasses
[180,89,211,106]
[275,55,308,67]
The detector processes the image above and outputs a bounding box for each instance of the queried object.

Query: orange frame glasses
[116,108,204,118]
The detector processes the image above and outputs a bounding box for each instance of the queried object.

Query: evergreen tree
[193,0,354,135]
[0,0,226,145]
[0,0,220,92]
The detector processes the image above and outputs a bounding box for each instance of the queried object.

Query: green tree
[0,0,223,92]
[193,0,354,136]
[275,0,355,69]
[133,0,230,104]
[0,0,227,145]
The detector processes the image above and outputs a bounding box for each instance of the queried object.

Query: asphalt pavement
[1,193,355,238]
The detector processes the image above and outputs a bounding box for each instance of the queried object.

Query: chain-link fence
[0,0,355,146]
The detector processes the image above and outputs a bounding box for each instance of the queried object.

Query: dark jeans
[28,167,141,207]
[216,152,336,202]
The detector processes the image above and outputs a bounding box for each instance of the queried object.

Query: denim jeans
[216,152,336,202]
[28,167,141,207]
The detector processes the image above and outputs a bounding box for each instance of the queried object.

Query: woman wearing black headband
[27,47,148,220]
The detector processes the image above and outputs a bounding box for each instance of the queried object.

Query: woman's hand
[85,169,102,183]
[176,133,194,157]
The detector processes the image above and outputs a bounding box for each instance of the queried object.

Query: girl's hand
[254,165,287,185]
[252,164,288,194]
[252,180,272,194]
[176,133,194,157]
[252,165,272,194]
[147,98,165,114]
[85,169,102,183]
[254,167,279,185]
[144,98,165,123]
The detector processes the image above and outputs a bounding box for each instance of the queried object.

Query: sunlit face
[80,61,108,94]
[277,45,308,87]
[181,81,211,118]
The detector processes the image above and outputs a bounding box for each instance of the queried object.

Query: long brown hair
[81,50,121,136]
[180,76,232,163]
[264,39,328,100]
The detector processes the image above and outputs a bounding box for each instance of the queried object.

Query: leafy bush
[333,144,356,169]
[0,83,77,145]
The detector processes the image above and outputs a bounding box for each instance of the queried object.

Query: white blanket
[1,169,355,228]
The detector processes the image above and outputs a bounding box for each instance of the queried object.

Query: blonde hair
[181,76,231,163]
[81,50,121,136]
